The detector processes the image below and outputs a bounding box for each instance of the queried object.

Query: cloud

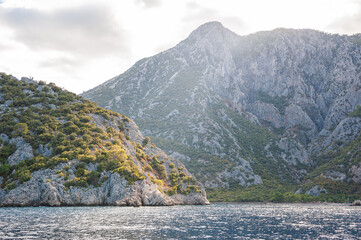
[327,3,361,34]
[182,2,245,35]
[0,4,129,57]
[39,56,81,72]
[0,43,12,52]
[183,2,219,24]
[136,0,162,9]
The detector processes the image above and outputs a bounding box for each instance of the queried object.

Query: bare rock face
[250,102,283,128]
[284,104,318,139]
[0,134,9,143]
[277,138,309,165]
[324,171,346,181]
[7,137,34,166]
[37,143,53,157]
[314,117,361,153]
[350,164,361,183]
[305,185,328,197]
[0,165,209,207]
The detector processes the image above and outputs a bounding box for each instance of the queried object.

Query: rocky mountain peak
[184,21,238,47]
[189,21,225,36]
[83,23,361,201]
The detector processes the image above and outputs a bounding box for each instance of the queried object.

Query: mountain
[0,73,209,206]
[83,22,361,202]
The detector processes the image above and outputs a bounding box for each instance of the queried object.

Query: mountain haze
[83,22,361,201]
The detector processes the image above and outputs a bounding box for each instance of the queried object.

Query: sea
[0,203,360,239]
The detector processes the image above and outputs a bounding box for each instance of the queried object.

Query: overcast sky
[1,0,361,93]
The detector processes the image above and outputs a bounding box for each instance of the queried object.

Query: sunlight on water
[0,203,360,239]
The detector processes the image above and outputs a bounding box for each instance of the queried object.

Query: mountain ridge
[83,22,361,201]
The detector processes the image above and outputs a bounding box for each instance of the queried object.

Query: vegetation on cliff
[0,73,201,197]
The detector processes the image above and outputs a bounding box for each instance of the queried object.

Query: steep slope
[0,73,209,206]
[83,22,361,200]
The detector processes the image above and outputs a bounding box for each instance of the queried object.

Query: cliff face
[0,73,209,206]
[83,22,361,194]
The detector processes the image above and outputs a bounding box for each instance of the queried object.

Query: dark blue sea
[0,203,360,239]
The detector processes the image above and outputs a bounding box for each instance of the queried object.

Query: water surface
[0,203,360,239]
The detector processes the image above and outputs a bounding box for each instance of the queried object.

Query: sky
[0,0,361,94]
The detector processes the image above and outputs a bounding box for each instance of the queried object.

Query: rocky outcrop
[277,137,310,165]
[250,102,283,128]
[0,165,209,206]
[7,137,34,165]
[324,171,346,181]
[314,117,361,153]
[37,143,53,157]
[349,164,361,183]
[305,185,328,197]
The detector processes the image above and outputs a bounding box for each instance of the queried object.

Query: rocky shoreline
[0,166,209,207]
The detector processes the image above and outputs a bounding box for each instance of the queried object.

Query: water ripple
[0,203,360,239]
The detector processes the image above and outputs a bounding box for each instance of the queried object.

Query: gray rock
[0,167,209,207]
[20,77,37,84]
[284,104,317,138]
[295,189,302,194]
[277,137,310,165]
[7,137,34,165]
[349,164,361,183]
[319,117,361,152]
[0,134,9,143]
[305,185,328,197]
[37,143,53,157]
[324,171,346,181]
[250,101,283,128]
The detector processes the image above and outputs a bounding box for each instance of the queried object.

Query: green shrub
[151,156,167,179]
[16,169,32,183]
[169,169,179,187]
[142,137,150,147]
[13,123,29,136]
[0,144,16,164]
[151,178,164,187]
[64,178,88,188]
[144,164,153,172]
[0,164,12,176]
[165,186,177,196]
[75,162,86,170]
[46,156,68,168]
[349,105,361,117]
[78,154,96,163]
[6,182,16,190]
[38,133,53,143]
[86,171,101,186]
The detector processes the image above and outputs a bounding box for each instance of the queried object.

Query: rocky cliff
[0,73,209,206]
[83,22,361,200]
